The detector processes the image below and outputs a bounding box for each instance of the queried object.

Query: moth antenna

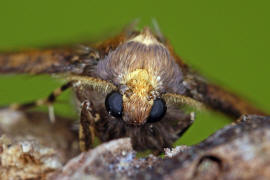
[152,18,166,43]
[68,75,117,94]
[124,19,140,35]
[162,93,205,111]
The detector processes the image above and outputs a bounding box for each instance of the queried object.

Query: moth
[0,25,266,152]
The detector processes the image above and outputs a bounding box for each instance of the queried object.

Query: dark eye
[105,91,123,118]
[148,98,167,123]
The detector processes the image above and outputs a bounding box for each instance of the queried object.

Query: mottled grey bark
[1,109,269,180]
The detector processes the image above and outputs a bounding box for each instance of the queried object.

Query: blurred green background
[0,0,269,146]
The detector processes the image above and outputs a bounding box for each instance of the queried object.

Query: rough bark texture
[1,109,270,180]
[135,115,270,180]
[0,109,79,180]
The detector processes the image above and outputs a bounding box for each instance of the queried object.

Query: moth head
[99,68,165,125]
[69,73,203,126]
[105,89,167,125]
[104,87,203,126]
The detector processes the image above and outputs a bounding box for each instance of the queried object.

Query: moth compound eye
[105,91,123,118]
[148,98,167,123]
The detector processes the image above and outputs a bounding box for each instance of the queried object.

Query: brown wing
[165,41,267,119]
[0,27,135,75]
[0,47,79,74]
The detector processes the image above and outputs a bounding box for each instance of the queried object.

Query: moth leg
[10,81,73,122]
[176,113,194,138]
[79,100,100,151]
[10,81,72,110]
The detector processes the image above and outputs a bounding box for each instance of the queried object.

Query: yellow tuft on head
[121,69,159,125]
[122,69,158,98]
